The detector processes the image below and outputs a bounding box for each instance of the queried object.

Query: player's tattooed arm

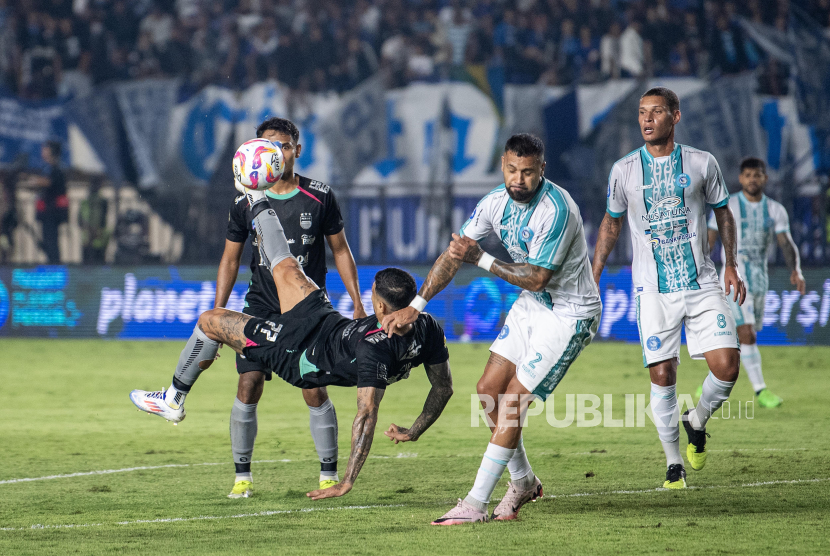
[777,231,806,294]
[381,248,462,336]
[448,233,553,291]
[420,247,463,301]
[592,213,623,284]
[489,261,554,292]
[713,206,747,304]
[307,386,385,500]
[385,361,453,443]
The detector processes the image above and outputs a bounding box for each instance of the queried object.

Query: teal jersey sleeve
[527,190,574,271]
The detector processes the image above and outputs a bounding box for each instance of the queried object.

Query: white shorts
[728,291,764,331]
[636,289,739,367]
[490,294,599,401]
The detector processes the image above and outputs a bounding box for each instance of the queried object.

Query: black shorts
[236,303,280,377]
[241,290,339,387]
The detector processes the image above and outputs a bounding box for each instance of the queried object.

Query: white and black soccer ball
[232,138,285,191]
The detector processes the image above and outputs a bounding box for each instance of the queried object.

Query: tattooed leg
[197,308,254,354]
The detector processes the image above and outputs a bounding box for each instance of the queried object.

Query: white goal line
[0,448,811,486]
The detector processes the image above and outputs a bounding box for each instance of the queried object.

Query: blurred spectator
[139,3,173,48]
[27,141,67,264]
[600,21,622,79]
[79,176,110,264]
[620,19,644,77]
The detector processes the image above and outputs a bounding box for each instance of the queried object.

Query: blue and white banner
[0,95,67,169]
[115,79,180,188]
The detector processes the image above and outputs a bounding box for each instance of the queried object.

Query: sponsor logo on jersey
[646,336,661,351]
[607,183,611,198]
[300,213,312,230]
[469,208,476,220]
[641,196,691,224]
[507,245,528,262]
[296,254,308,266]
[364,331,386,344]
[376,362,388,382]
[403,340,422,359]
[676,173,691,188]
[387,364,412,384]
[498,325,509,339]
[635,183,653,191]
[286,238,295,244]
[519,226,535,242]
[301,234,315,245]
[308,180,330,193]
[650,232,697,249]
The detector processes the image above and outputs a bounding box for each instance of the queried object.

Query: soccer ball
[232,138,285,191]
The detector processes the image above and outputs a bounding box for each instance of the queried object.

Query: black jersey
[226,176,344,313]
[242,291,450,390]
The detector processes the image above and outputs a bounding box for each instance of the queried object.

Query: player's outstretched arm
[713,205,747,304]
[777,230,806,294]
[448,233,553,291]
[385,361,453,444]
[307,386,385,500]
[592,213,623,285]
[381,247,462,335]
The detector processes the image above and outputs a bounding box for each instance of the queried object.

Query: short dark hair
[374,268,417,311]
[256,117,300,143]
[641,87,680,113]
[740,157,766,174]
[504,133,545,162]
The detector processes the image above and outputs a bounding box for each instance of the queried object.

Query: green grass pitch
[1,340,828,555]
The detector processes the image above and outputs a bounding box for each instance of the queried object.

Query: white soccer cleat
[490,476,543,521]
[129,389,186,423]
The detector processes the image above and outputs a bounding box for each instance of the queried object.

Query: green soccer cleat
[756,389,783,409]
[319,478,339,490]
[682,409,709,471]
[663,464,686,489]
[228,480,253,499]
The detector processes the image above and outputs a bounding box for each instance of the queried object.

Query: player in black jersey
[216,118,366,497]
[130,191,454,501]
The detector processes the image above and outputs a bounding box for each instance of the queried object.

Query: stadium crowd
[4,0,830,100]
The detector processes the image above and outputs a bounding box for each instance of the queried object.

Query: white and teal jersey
[460,178,601,320]
[607,144,729,294]
[707,192,790,294]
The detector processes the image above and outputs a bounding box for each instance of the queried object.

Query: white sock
[650,383,682,467]
[235,472,252,483]
[507,436,534,486]
[466,442,515,507]
[164,384,186,408]
[690,371,735,430]
[740,344,766,393]
[320,472,339,482]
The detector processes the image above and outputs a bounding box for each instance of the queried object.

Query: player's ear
[673,110,681,125]
[295,143,302,158]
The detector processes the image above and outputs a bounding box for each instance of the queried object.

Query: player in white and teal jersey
[382,134,601,524]
[593,87,747,490]
[705,157,805,408]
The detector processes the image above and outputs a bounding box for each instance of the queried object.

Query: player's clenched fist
[448,233,484,264]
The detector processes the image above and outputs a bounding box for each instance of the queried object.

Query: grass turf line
[0,340,828,555]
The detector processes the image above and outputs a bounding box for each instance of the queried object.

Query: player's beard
[506,180,542,203]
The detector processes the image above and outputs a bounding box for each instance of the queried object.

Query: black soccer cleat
[663,463,686,489]
[682,409,710,470]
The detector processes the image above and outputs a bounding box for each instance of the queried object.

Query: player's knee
[237,372,265,404]
[476,377,498,406]
[303,387,329,407]
[738,326,756,345]
[649,362,676,386]
[197,309,221,338]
